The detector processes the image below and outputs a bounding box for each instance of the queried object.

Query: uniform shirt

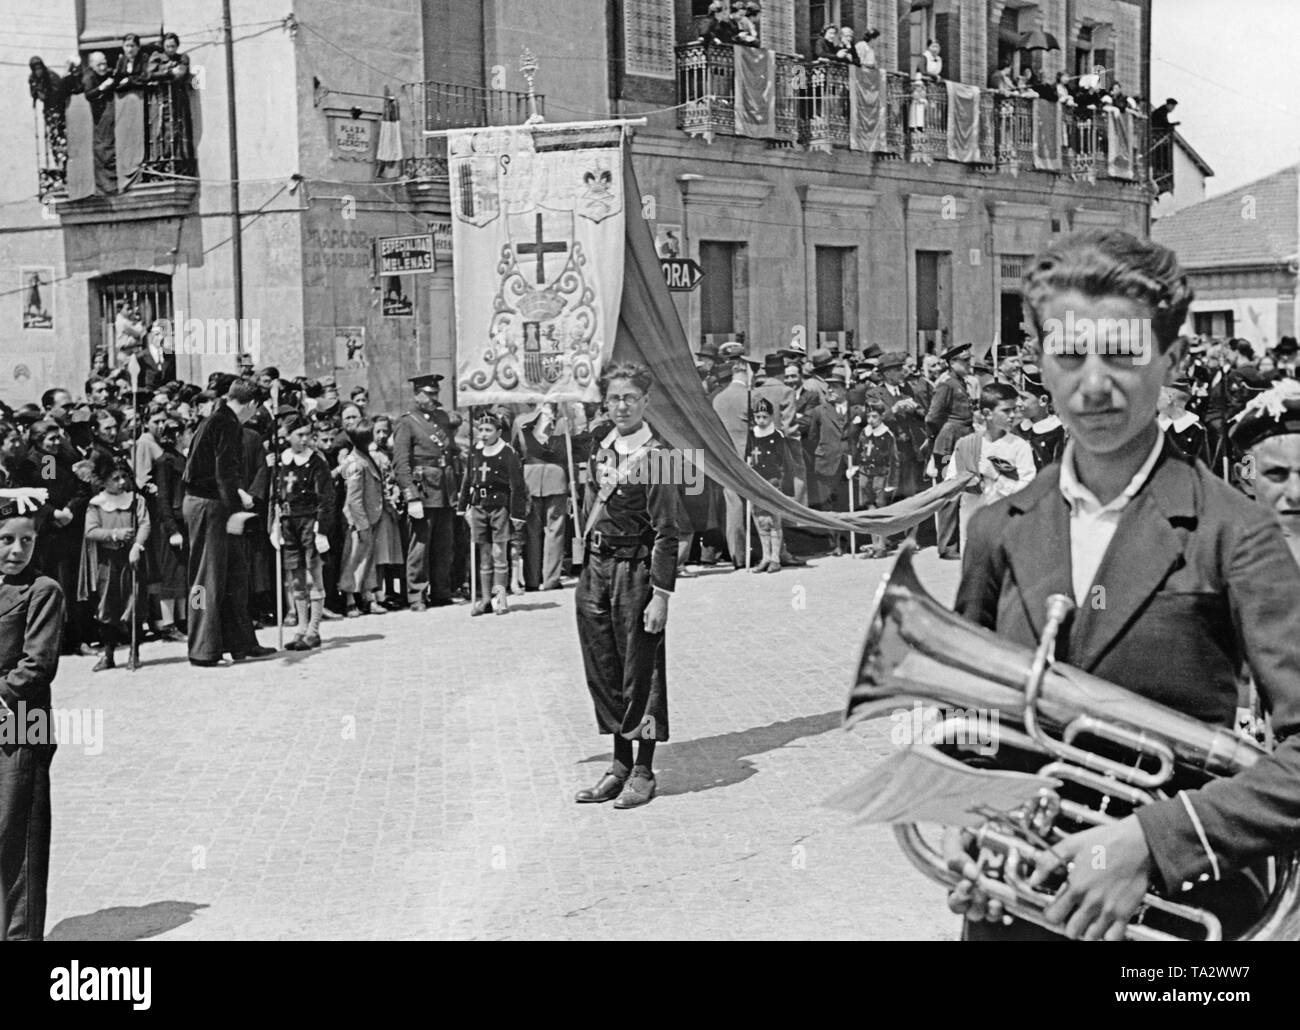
[1057,431,1163,606]
[587,424,681,595]
[1019,414,1066,471]
[854,423,898,481]
[746,425,787,482]
[1159,410,1208,464]
[392,406,458,507]
[277,447,334,524]
[458,439,527,519]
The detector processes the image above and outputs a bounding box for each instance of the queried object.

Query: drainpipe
[222,0,245,355]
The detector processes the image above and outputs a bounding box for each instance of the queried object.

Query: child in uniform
[275,415,334,650]
[745,397,788,572]
[0,492,66,939]
[850,400,898,559]
[457,409,527,615]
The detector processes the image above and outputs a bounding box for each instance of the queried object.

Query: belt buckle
[590,530,603,551]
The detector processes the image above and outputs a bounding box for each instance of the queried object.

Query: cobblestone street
[43,550,964,941]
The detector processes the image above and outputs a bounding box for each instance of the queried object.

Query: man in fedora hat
[805,370,853,554]
[711,342,756,567]
[869,351,929,508]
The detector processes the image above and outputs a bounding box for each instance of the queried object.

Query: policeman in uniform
[392,373,459,610]
[926,343,974,558]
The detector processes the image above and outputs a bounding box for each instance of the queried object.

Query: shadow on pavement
[47,901,209,941]
[581,710,842,796]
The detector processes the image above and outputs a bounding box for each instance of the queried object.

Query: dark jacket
[926,375,974,458]
[392,407,458,508]
[805,400,851,478]
[0,569,65,713]
[955,442,1300,895]
[182,401,244,511]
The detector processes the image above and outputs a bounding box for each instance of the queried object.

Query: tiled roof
[1151,164,1297,270]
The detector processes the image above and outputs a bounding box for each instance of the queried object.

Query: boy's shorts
[281,514,319,570]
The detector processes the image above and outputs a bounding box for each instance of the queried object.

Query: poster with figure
[21,267,55,331]
[333,326,366,369]
[446,121,626,405]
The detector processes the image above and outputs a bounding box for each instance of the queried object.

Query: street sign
[376,233,435,275]
[661,258,703,292]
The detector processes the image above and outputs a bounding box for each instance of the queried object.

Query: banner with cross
[446,122,626,404]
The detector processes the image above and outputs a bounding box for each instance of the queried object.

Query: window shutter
[623,0,676,79]
[763,0,795,54]
[869,0,897,70]
[1112,2,1141,96]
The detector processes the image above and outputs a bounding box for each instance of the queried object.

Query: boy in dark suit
[0,494,66,940]
[948,230,1300,941]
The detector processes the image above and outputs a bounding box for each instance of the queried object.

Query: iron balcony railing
[672,46,1151,188]
[676,42,799,144]
[36,77,197,202]
[401,80,543,181]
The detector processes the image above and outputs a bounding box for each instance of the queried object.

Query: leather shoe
[232,645,277,661]
[574,762,630,804]
[408,601,428,612]
[613,766,656,809]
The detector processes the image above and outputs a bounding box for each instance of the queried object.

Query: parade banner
[447,123,626,405]
[945,81,981,164]
[847,65,888,153]
[1032,99,1062,172]
[734,46,778,140]
[1106,108,1135,180]
[611,149,973,535]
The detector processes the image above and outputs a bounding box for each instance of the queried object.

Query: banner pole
[744,500,751,570]
[270,381,283,651]
[563,415,583,568]
[848,475,857,557]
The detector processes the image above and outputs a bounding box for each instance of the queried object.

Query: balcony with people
[672,26,1150,191]
[30,32,198,220]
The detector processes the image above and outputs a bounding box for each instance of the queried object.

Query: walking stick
[128,358,141,670]
[270,382,283,650]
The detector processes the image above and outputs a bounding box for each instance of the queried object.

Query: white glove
[237,488,254,510]
[314,532,330,555]
[407,500,425,520]
[169,532,183,548]
[846,465,860,480]
[269,519,282,550]
[0,487,49,513]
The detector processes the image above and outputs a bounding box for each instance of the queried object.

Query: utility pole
[222,0,245,355]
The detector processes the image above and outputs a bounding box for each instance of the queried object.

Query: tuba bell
[844,542,1300,941]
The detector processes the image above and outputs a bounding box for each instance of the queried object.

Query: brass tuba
[845,542,1300,941]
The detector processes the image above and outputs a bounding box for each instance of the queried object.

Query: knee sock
[770,529,783,563]
[160,599,176,626]
[613,735,634,768]
[636,739,656,771]
[294,596,309,632]
[308,598,323,636]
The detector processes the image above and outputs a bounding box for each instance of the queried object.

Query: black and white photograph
[3,0,1300,1006]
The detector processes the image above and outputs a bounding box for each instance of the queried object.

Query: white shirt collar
[1158,411,1199,433]
[1058,431,1163,515]
[90,491,134,511]
[478,439,505,457]
[282,447,312,466]
[752,423,776,438]
[1032,414,1062,434]
[865,423,889,437]
[600,423,652,456]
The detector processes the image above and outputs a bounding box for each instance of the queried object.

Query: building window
[1074,24,1111,85]
[624,0,676,78]
[915,249,951,353]
[815,246,858,344]
[92,271,173,372]
[1193,311,1234,340]
[901,3,935,75]
[810,0,844,34]
[699,241,748,342]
